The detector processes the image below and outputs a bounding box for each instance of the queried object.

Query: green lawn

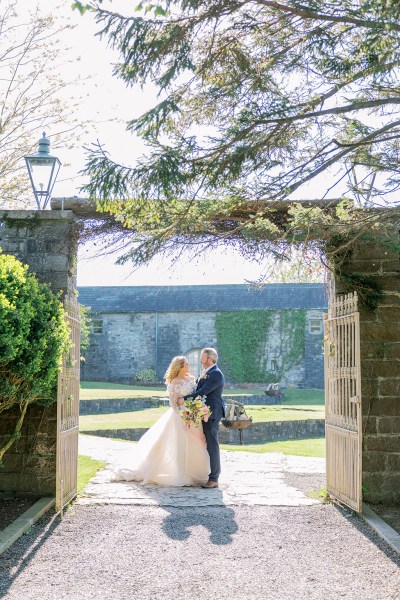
[244,405,324,421]
[80,407,168,431]
[220,437,326,458]
[78,433,325,458]
[80,402,324,432]
[80,381,325,403]
[80,382,166,400]
[281,388,324,405]
[77,455,107,494]
[80,381,269,400]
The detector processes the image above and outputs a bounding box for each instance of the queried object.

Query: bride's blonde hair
[164,355,188,383]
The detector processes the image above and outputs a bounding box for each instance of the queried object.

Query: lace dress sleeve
[167,383,182,409]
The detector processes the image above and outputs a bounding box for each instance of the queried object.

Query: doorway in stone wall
[76,283,330,510]
[2,206,398,515]
[186,348,202,379]
[76,288,359,512]
[61,200,398,510]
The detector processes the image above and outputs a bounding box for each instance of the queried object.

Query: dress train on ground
[112,380,210,486]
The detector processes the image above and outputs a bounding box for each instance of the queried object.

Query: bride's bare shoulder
[170,376,194,385]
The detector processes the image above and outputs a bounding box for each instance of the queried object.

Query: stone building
[78,283,327,388]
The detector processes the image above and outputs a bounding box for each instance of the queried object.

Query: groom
[182,347,225,489]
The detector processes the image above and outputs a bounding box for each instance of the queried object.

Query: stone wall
[0,210,77,296]
[219,419,325,444]
[339,239,400,504]
[304,310,326,388]
[0,405,57,495]
[0,210,77,495]
[82,419,326,444]
[79,395,282,415]
[81,307,325,388]
[81,311,217,383]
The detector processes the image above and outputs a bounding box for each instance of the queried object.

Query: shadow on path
[107,480,239,544]
[162,493,238,545]
[0,511,60,598]
[334,503,400,567]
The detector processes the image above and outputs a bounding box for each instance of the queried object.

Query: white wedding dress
[113,379,210,486]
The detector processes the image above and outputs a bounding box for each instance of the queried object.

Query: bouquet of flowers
[179,396,211,428]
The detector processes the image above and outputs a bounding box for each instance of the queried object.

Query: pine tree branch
[254,0,400,31]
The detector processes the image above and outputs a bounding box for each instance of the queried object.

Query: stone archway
[0,200,399,509]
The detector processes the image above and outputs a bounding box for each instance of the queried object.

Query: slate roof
[77,283,327,312]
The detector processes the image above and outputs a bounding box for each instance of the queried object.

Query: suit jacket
[184,364,225,421]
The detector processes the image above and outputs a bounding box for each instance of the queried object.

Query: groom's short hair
[202,347,218,363]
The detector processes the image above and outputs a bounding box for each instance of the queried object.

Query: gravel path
[0,498,35,532]
[0,503,399,600]
[0,438,398,599]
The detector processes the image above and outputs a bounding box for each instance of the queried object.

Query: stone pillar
[0,210,78,496]
[338,238,400,504]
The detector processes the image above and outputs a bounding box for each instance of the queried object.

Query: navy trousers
[202,418,221,482]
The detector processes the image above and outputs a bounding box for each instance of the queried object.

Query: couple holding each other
[115,347,225,488]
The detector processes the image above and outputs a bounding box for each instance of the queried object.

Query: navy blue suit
[184,364,225,482]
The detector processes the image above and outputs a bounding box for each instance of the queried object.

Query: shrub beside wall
[0,251,70,462]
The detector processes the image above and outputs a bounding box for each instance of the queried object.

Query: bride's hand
[177,397,184,406]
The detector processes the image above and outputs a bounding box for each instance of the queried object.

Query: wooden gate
[324,291,362,512]
[56,295,80,512]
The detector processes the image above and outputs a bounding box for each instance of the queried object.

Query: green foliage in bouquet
[179,396,211,428]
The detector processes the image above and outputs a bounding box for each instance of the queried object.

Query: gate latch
[350,396,360,404]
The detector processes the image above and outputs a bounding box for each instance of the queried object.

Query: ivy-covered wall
[215,310,307,384]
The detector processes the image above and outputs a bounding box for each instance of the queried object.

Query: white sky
[21,1,324,286]
[79,244,271,286]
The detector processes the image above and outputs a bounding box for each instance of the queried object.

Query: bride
[113,356,210,486]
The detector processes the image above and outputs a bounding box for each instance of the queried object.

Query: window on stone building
[308,317,323,334]
[92,319,103,334]
[186,348,202,377]
[271,359,278,371]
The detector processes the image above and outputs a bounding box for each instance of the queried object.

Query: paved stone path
[78,435,325,507]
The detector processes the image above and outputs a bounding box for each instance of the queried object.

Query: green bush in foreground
[0,251,70,461]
